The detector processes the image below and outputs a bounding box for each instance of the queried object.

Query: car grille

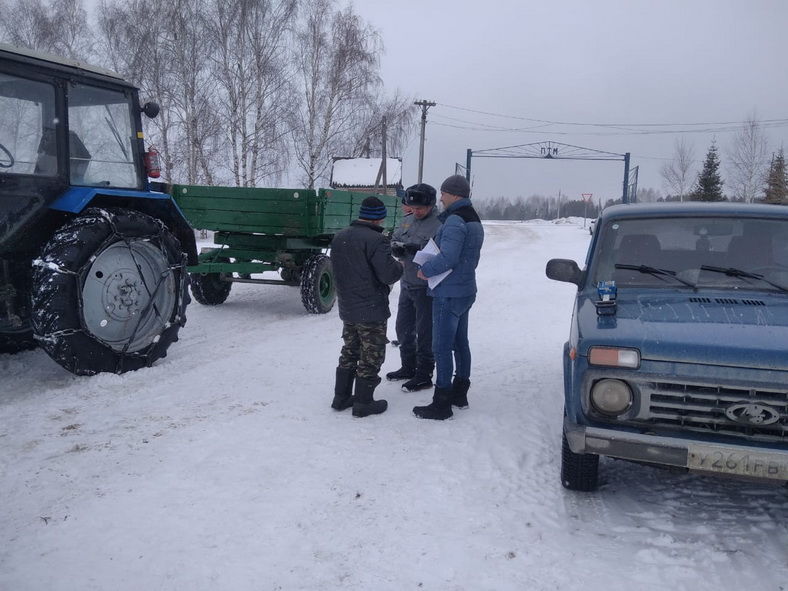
[632,381,788,443]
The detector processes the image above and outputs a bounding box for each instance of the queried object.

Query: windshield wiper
[104,105,129,161]
[614,264,697,289]
[700,265,788,293]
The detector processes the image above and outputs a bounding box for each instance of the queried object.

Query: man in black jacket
[330,196,403,417]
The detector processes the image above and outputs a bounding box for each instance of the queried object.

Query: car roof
[600,202,788,222]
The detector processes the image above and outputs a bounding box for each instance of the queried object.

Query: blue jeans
[431,295,476,389]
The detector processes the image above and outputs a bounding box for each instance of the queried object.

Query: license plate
[688,444,788,481]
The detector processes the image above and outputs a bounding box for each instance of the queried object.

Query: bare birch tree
[96,0,182,181]
[660,138,695,202]
[290,0,382,188]
[0,0,92,59]
[726,114,769,202]
[348,91,416,159]
[164,0,222,184]
[209,0,296,187]
[98,0,221,184]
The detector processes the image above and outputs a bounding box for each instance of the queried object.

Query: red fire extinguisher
[144,145,161,179]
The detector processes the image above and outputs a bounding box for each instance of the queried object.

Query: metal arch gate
[460,141,635,203]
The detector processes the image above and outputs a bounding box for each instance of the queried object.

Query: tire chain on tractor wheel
[31,207,190,375]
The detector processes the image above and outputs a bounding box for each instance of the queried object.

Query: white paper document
[413,238,452,289]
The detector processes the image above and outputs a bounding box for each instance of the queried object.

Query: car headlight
[590,379,633,416]
[588,346,640,368]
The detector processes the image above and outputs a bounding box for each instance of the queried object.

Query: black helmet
[403,183,437,207]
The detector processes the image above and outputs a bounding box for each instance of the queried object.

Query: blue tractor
[0,44,196,375]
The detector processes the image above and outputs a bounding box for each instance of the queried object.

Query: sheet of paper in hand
[414,238,452,289]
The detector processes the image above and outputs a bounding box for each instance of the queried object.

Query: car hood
[576,290,788,370]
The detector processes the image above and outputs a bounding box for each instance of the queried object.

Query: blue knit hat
[359,196,388,220]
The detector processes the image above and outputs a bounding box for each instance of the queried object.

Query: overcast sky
[352,0,788,203]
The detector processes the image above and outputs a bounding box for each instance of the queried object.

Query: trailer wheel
[300,254,335,314]
[190,257,232,305]
[31,208,189,376]
[561,430,599,491]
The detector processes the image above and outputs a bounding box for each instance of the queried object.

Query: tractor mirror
[141,101,160,119]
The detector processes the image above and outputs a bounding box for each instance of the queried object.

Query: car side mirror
[141,101,160,119]
[546,258,582,285]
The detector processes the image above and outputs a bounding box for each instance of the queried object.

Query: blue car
[546,202,788,491]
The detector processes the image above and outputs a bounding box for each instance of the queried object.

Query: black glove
[404,243,421,255]
[391,242,407,258]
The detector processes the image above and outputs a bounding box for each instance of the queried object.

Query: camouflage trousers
[338,321,389,380]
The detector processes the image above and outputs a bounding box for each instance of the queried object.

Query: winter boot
[401,374,433,392]
[386,366,416,381]
[352,376,388,418]
[452,377,471,409]
[413,386,454,420]
[331,367,356,411]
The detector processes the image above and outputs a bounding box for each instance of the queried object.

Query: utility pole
[374,116,388,192]
[414,99,436,183]
[581,193,593,229]
[381,116,387,191]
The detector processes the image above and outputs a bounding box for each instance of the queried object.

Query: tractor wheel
[561,430,599,492]
[300,254,335,314]
[31,207,190,376]
[190,257,232,305]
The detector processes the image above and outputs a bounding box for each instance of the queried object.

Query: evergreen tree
[691,141,725,201]
[763,148,787,204]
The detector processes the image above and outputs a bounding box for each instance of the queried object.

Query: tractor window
[67,84,137,188]
[0,73,57,176]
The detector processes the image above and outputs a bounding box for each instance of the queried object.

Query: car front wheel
[561,430,599,491]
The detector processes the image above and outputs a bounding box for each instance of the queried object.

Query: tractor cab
[0,44,159,253]
[0,44,192,375]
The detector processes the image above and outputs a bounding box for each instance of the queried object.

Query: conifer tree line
[0,0,415,188]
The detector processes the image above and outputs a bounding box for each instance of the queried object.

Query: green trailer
[171,185,401,313]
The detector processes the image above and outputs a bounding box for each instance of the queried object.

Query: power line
[440,102,788,129]
[430,120,788,136]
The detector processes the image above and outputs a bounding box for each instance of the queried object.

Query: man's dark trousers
[395,286,434,377]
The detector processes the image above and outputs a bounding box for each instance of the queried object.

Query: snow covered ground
[1,219,786,591]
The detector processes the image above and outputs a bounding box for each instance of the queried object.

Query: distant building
[330,157,403,196]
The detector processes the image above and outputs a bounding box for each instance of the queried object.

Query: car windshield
[590,216,788,292]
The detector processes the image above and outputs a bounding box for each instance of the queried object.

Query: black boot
[452,377,471,408]
[386,366,415,381]
[401,374,433,392]
[331,367,355,411]
[352,376,388,417]
[413,386,453,420]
